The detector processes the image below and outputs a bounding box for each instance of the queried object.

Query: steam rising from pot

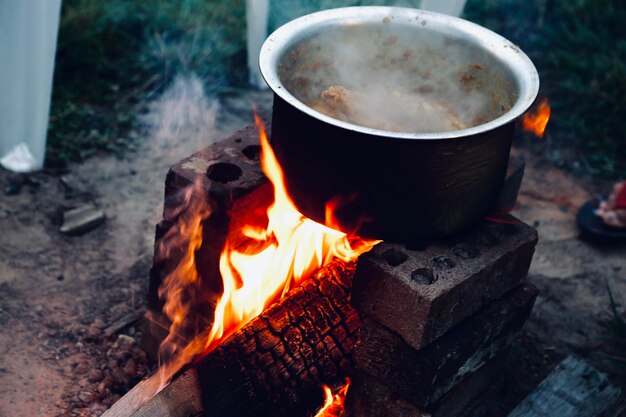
[278,21,516,134]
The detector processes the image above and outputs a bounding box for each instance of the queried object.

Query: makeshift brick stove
[109,123,538,417]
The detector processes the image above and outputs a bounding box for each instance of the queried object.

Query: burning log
[103,260,360,417]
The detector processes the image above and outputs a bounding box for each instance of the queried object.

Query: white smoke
[142,73,219,152]
[279,22,514,133]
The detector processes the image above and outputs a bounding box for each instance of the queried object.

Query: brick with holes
[352,281,538,408]
[350,215,537,351]
[144,124,270,359]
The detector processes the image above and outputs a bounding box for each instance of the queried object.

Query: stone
[98,378,112,394]
[123,358,137,377]
[87,369,104,383]
[116,334,136,350]
[59,204,105,236]
[353,281,538,408]
[78,390,95,403]
[351,215,537,351]
[73,362,90,376]
[59,174,87,198]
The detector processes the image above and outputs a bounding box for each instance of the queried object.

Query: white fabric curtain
[420,0,467,17]
[0,0,62,172]
[247,0,271,89]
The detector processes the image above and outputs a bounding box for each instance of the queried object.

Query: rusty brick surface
[164,124,266,213]
[144,124,268,359]
[346,350,509,417]
[351,215,538,351]
[353,281,537,408]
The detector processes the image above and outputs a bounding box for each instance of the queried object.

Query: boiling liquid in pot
[278,22,516,134]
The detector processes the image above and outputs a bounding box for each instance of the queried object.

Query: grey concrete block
[351,215,537,351]
[353,281,538,408]
[346,350,510,417]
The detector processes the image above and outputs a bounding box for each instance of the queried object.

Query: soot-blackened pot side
[270,95,513,242]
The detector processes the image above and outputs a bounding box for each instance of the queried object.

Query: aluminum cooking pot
[259,7,539,242]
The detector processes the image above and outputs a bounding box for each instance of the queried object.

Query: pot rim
[259,6,540,140]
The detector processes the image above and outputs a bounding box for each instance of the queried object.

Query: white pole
[420,0,467,17]
[246,0,270,89]
[0,0,62,172]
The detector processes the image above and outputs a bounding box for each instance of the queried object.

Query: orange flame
[484,214,516,224]
[314,380,351,417]
[156,115,379,387]
[522,99,550,138]
[155,176,212,388]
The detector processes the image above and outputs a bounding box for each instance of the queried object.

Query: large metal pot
[259,7,539,242]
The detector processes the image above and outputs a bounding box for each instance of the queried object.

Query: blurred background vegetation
[48,0,626,179]
[465,0,626,178]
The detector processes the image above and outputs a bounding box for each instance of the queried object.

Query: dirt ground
[1,89,625,416]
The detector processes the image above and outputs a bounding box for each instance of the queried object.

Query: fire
[314,380,351,417]
[156,115,379,387]
[522,98,550,138]
[484,214,516,224]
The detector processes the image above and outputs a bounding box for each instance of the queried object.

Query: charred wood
[103,260,359,417]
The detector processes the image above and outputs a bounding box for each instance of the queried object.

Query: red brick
[351,215,537,351]
[346,350,510,417]
[353,281,538,408]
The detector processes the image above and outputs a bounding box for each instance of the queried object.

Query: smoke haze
[278,20,515,133]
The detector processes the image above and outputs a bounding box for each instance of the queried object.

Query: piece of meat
[312,85,465,133]
[311,86,358,120]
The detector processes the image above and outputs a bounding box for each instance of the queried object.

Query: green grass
[465,0,626,179]
[542,0,626,178]
[47,0,247,166]
[604,284,626,371]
